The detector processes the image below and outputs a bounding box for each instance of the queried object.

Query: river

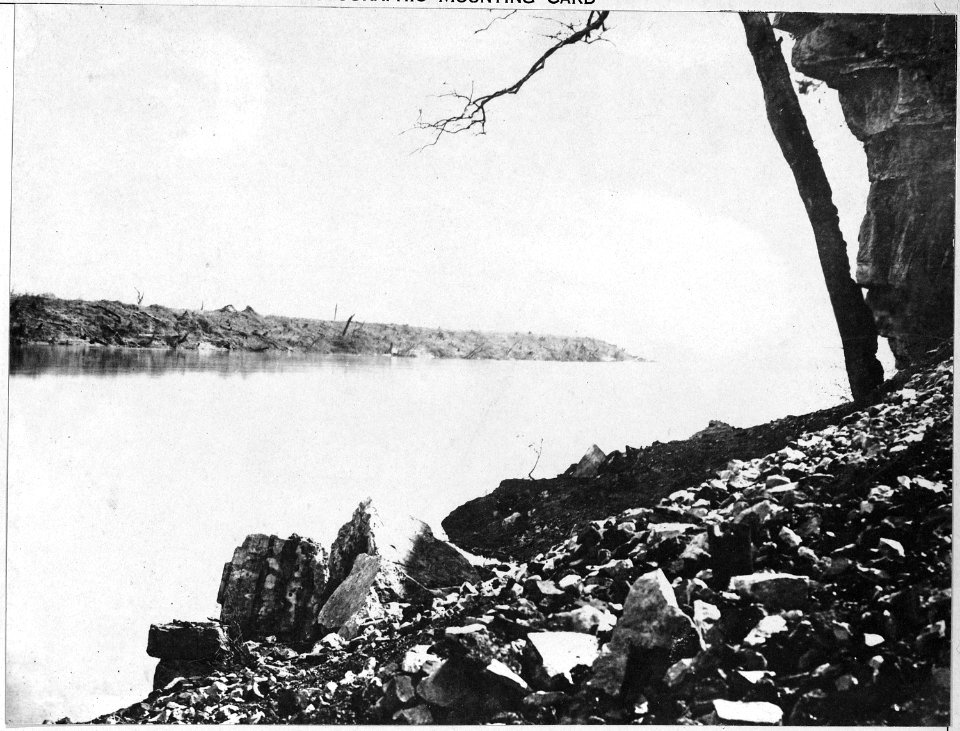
[7,344,864,723]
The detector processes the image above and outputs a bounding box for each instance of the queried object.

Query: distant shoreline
[10,294,642,363]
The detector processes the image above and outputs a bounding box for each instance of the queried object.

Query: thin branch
[527,438,543,480]
[414,10,610,151]
[474,9,517,35]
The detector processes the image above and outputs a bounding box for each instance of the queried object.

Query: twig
[474,9,517,34]
[528,438,544,480]
[341,314,355,338]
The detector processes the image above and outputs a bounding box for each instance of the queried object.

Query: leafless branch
[474,10,517,35]
[527,438,543,480]
[414,10,610,151]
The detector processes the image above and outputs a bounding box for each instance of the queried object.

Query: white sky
[11,6,889,365]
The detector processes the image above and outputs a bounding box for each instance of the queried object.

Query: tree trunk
[740,12,884,403]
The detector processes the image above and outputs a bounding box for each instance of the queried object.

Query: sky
[11,6,893,369]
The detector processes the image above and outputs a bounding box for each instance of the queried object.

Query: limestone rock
[147,621,229,660]
[729,572,811,610]
[775,13,956,365]
[392,705,434,725]
[316,553,392,639]
[525,631,599,689]
[217,533,327,644]
[328,499,479,599]
[712,698,784,725]
[546,604,616,634]
[570,444,606,478]
[587,569,701,698]
[416,658,484,710]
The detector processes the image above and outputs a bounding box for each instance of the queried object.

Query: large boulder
[327,499,479,600]
[217,533,328,644]
[315,553,394,639]
[147,621,229,661]
[587,569,702,699]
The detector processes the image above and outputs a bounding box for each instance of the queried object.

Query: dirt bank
[10,294,636,362]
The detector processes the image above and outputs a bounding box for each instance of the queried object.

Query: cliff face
[775,13,956,367]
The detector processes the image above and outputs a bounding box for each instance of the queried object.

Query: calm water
[7,344,859,724]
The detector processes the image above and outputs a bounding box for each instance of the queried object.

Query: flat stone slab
[147,621,229,661]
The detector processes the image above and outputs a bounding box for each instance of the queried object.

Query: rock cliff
[774,13,956,366]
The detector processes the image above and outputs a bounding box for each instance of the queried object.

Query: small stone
[444,624,486,636]
[743,614,788,645]
[401,645,440,675]
[646,522,698,544]
[712,699,783,725]
[527,631,600,689]
[693,600,721,636]
[387,674,417,704]
[878,538,905,559]
[729,572,811,610]
[484,659,529,694]
[416,658,483,710]
[392,705,435,725]
[864,633,885,647]
[664,658,695,687]
[778,526,802,548]
[547,604,616,634]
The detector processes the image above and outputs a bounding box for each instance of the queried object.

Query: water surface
[7,344,853,723]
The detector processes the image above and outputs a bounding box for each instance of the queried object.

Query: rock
[690,420,737,438]
[316,553,392,639]
[547,604,616,634]
[328,499,479,599]
[392,705,435,724]
[646,522,698,544]
[571,444,606,478]
[151,659,217,692]
[778,526,802,548]
[774,14,956,365]
[879,537,906,559]
[416,658,483,710]
[217,533,328,643]
[386,674,417,704]
[484,659,529,694]
[692,600,721,637]
[733,500,782,527]
[729,572,811,610]
[402,645,442,675]
[587,569,701,698]
[712,699,784,725]
[708,524,754,585]
[743,614,789,646]
[526,631,600,689]
[146,621,229,660]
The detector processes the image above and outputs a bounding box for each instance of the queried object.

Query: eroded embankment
[10,294,635,361]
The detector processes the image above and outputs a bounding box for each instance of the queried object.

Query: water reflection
[10,344,395,377]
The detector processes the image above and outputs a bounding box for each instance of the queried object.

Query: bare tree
[416,10,883,402]
[739,13,882,402]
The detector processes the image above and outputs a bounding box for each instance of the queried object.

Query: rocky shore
[84,345,952,726]
[10,294,635,362]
